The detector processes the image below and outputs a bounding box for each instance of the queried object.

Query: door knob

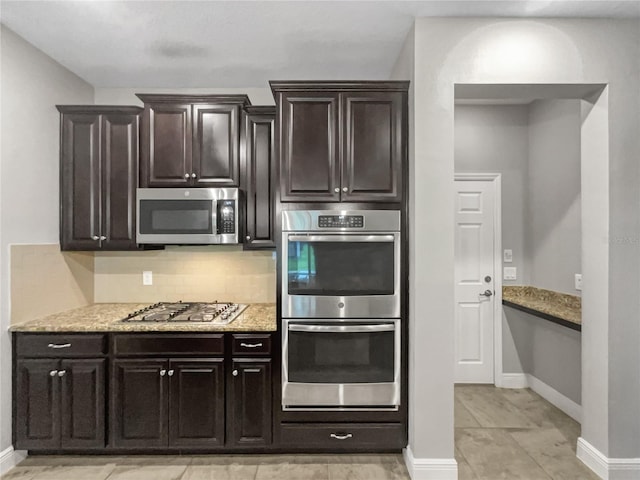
[49,370,58,377]
[191,173,197,179]
[342,187,348,192]
[160,369,167,376]
[57,370,66,377]
[334,187,339,193]
[100,236,106,241]
[479,289,493,297]
[232,369,238,376]
[92,236,99,241]
[168,370,174,376]
[184,173,190,179]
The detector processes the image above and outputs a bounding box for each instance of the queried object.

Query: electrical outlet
[142,271,153,286]
[503,249,513,263]
[504,267,517,280]
[575,273,582,291]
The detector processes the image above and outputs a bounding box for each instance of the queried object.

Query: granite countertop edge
[9,302,277,333]
[502,285,581,327]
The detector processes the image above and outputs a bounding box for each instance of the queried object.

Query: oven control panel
[318,215,364,228]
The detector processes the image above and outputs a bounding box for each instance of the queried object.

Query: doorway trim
[454,173,503,386]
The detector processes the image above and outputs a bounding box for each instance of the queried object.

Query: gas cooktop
[121,302,248,324]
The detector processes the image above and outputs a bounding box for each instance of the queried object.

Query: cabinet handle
[342,187,348,193]
[246,235,251,241]
[240,342,262,348]
[160,369,167,376]
[232,369,238,376]
[48,343,71,349]
[334,187,339,193]
[330,433,353,440]
[191,173,197,179]
[57,370,66,377]
[49,370,58,377]
[184,173,190,179]
[92,236,99,241]
[168,369,174,376]
[244,368,261,373]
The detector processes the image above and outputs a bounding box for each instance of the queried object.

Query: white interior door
[454,179,496,383]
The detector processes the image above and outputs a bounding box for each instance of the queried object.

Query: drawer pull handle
[160,369,167,376]
[244,368,261,373]
[48,343,71,349]
[330,433,353,440]
[240,342,263,348]
[49,370,58,377]
[57,370,66,377]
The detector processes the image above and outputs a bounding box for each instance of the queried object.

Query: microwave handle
[288,324,395,333]
[287,234,394,243]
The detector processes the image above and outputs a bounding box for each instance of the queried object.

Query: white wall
[410,17,639,462]
[528,99,582,295]
[0,26,94,453]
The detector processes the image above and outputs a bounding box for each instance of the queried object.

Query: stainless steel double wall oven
[281,210,402,411]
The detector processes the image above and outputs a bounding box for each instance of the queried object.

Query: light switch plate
[503,249,513,263]
[575,273,582,291]
[504,267,517,280]
[142,271,153,286]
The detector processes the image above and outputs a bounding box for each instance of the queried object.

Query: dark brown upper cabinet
[241,106,276,249]
[270,82,408,203]
[137,94,251,188]
[58,106,141,251]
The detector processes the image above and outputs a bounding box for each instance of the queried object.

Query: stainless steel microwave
[136,188,240,245]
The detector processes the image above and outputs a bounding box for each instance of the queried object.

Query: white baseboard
[403,446,458,480]
[500,373,582,423]
[526,374,582,423]
[501,373,528,389]
[0,446,27,475]
[577,437,640,480]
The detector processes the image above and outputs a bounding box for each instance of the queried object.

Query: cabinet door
[279,93,340,201]
[168,359,225,448]
[192,105,241,186]
[229,359,272,447]
[243,110,276,249]
[15,359,60,450]
[141,103,192,187]
[111,360,168,448]
[340,92,404,202]
[101,112,139,250]
[60,113,101,250]
[60,359,105,449]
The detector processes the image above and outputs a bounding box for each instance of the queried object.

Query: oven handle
[288,324,395,333]
[287,234,395,243]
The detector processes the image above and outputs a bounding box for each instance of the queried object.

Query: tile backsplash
[11,244,94,324]
[94,246,276,304]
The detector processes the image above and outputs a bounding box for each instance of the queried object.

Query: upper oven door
[136,188,239,244]
[282,232,401,318]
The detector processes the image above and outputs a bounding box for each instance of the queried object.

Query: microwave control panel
[217,200,236,234]
[317,215,364,228]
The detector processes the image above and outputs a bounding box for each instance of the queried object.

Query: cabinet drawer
[279,423,405,449]
[231,334,271,356]
[15,334,106,358]
[112,334,224,356]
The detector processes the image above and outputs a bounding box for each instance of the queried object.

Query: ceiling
[1,1,638,88]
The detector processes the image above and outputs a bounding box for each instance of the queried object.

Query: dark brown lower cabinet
[169,359,225,448]
[111,358,225,448]
[111,359,168,448]
[15,358,105,450]
[229,359,272,447]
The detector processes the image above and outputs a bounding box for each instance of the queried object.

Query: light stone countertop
[9,303,276,333]
[502,286,581,326]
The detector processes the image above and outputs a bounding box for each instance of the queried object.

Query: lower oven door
[282,319,400,410]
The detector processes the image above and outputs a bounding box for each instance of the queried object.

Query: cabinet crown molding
[269,81,410,96]
[56,105,143,114]
[135,94,251,106]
